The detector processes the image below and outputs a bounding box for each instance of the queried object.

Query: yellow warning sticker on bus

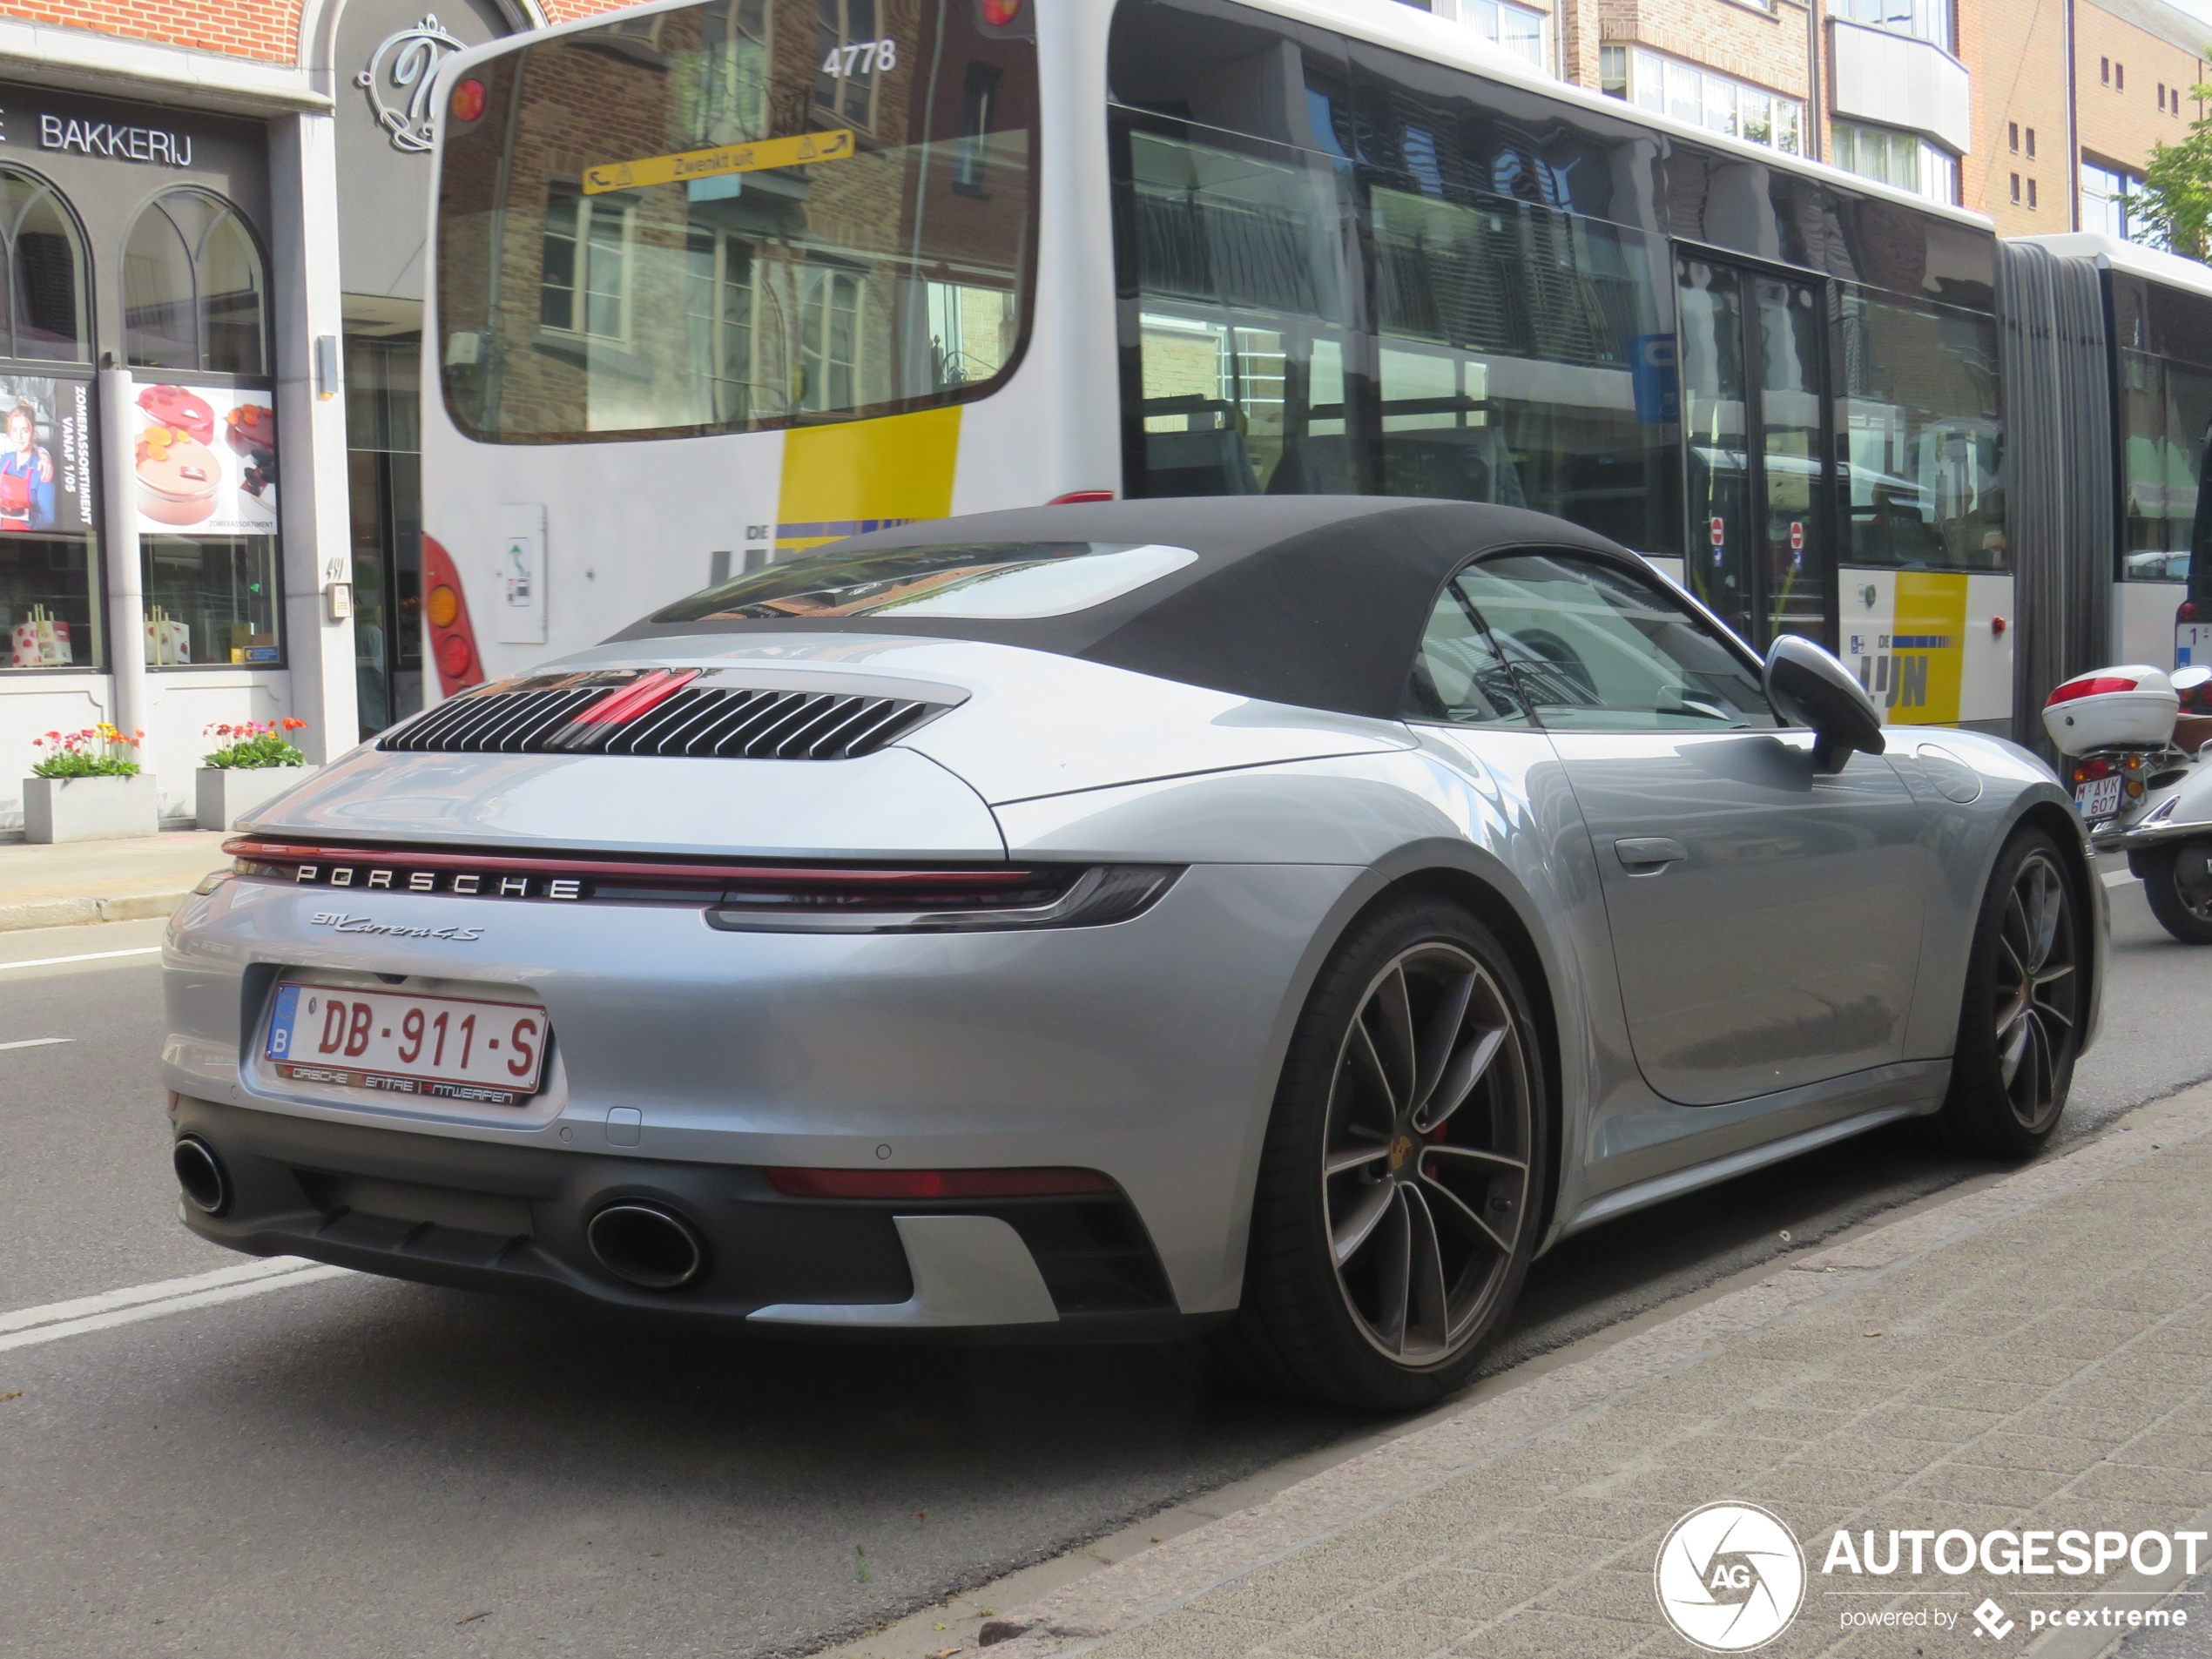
[582,128,855,195]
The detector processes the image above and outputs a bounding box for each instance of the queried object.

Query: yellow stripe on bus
[1888,570,1969,725]
[582,128,855,196]
[775,407,962,556]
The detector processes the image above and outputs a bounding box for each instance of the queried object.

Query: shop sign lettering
[38,113,193,167]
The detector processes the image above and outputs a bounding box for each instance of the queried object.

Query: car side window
[1453,552,1777,732]
[1402,584,1532,726]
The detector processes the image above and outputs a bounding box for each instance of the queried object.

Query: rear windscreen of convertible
[652,542,1198,623]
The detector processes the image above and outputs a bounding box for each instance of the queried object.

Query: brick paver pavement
[985,1084,2212,1659]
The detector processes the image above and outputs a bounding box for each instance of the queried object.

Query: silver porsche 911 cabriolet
[163,499,2101,1407]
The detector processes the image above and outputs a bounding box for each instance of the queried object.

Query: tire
[2138,838,2212,945]
[1925,827,2087,1158]
[1214,894,1547,1410]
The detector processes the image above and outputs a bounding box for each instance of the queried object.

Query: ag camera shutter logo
[1655,1501,1806,1651]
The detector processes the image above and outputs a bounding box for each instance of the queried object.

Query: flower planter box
[23,773,159,843]
[196,765,317,832]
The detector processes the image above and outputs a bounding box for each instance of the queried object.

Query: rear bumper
[172,1096,1194,1339]
[163,861,1366,1317]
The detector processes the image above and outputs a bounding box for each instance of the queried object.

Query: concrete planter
[23,772,159,843]
[196,765,317,831]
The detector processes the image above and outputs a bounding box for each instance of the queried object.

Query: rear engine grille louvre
[381,673,942,759]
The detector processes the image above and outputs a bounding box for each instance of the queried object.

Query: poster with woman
[0,376,94,536]
[132,381,277,536]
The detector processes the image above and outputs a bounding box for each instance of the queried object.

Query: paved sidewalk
[0,831,228,932]
[974,1085,2212,1659]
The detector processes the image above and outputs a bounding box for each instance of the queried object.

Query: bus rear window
[436,0,1036,443]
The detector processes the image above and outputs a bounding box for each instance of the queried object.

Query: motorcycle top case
[2043,666,2181,755]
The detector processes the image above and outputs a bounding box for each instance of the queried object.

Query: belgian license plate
[2075,776,2123,821]
[265,982,549,1106]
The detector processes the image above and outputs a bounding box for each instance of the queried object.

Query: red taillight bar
[2047,675,2141,705]
[222,838,1049,890]
[764,1167,1118,1200]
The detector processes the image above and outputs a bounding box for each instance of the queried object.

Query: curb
[973,1083,2212,1656]
[0,889,190,933]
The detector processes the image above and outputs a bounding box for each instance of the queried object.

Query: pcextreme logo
[1654,1502,1807,1651]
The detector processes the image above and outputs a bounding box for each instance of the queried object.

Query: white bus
[415,0,2155,741]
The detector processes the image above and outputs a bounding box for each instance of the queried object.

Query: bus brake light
[421,536,487,698]
[981,0,1023,24]
[451,79,487,123]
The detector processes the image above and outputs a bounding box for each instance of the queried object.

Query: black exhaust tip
[173,1136,229,1217]
[585,1203,708,1291]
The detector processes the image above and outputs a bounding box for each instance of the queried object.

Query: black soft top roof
[609,497,1638,719]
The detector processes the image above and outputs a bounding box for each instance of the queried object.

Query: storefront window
[0,168,99,672]
[1,169,88,363]
[141,536,280,665]
[123,190,268,376]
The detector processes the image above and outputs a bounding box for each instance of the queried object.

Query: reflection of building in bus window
[1838,287,2005,570]
[799,268,861,410]
[954,63,1002,193]
[539,188,632,341]
[813,0,880,130]
[684,226,760,422]
[927,280,1013,388]
[439,0,1036,442]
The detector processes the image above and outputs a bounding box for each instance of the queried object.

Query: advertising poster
[0,374,94,537]
[132,380,277,536]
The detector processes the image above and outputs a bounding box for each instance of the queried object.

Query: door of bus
[1675,256,1831,656]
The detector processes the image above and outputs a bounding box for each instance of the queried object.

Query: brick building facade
[0,0,632,833]
[1405,0,2212,241]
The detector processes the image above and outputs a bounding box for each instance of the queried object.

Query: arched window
[124,190,266,375]
[0,168,87,362]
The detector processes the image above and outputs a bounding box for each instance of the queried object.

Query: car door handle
[1615,837,1689,873]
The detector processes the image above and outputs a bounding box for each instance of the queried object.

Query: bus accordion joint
[421,536,486,698]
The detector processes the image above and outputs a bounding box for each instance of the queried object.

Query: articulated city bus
[418,0,2132,738]
[2013,233,2211,680]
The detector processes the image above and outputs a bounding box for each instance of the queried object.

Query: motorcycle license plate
[2074,776,2123,820]
[265,982,549,1106]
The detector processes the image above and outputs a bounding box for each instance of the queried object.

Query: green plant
[2128,75,2212,259]
[202,718,309,770]
[30,724,142,779]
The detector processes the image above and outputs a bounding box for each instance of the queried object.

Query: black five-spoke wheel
[1222,896,1544,1409]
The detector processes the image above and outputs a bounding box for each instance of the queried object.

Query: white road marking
[2103,869,2141,888]
[0,1037,72,1052]
[0,946,162,972]
[0,1257,350,1354]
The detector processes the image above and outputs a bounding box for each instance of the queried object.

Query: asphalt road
[2,878,2208,1659]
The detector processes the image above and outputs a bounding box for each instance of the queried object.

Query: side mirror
[1764,634,1886,773]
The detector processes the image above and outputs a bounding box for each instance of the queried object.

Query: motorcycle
[2044,662,2212,943]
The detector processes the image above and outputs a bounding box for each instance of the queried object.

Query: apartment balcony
[1829,18,1973,154]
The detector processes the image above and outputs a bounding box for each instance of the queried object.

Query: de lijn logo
[1655,1502,1807,1651]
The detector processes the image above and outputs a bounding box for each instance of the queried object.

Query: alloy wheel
[1993,850,2080,1132]
[1320,943,1532,1366]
